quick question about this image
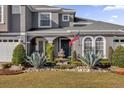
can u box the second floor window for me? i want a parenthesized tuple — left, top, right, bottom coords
(62, 14, 69, 21)
(0, 5, 3, 23)
(38, 13, 51, 28)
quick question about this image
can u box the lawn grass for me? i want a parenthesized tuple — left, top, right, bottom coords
(0, 71, 124, 88)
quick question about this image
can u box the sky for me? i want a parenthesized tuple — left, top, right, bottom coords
(57, 5, 124, 26)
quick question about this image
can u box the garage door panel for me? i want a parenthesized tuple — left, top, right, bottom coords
(0, 42, 19, 62)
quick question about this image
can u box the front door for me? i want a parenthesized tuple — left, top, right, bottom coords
(60, 39, 70, 57)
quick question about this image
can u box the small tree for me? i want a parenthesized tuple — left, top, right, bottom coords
(46, 43, 54, 62)
(108, 46, 114, 63)
(12, 44, 26, 66)
(112, 45, 124, 67)
(71, 50, 77, 62)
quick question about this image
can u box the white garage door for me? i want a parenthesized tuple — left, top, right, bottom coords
(0, 39, 19, 62)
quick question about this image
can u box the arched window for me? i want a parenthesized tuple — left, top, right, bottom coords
(95, 37, 104, 57)
(84, 37, 93, 54)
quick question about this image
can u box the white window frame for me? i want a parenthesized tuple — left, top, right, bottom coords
(82, 36, 106, 58)
(62, 14, 69, 22)
(95, 36, 106, 58)
(38, 12, 52, 28)
(82, 36, 94, 57)
(0, 5, 4, 24)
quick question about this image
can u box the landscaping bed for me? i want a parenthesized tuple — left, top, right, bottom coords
(24, 66, 110, 73)
(113, 68, 124, 75)
(0, 69, 23, 75)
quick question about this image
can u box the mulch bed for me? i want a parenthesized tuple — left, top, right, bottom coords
(0, 69, 23, 75)
(112, 68, 124, 75)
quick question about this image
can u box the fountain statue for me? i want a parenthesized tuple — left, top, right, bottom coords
(55, 49, 68, 65)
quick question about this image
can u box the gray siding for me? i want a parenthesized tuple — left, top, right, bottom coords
(11, 14, 20, 32)
(26, 6, 32, 30)
(51, 12, 59, 28)
(0, 6, 11, 32)
(20, 6, 32, 32)
(32, 12, 38, 28)
(59, 13, 74, 27)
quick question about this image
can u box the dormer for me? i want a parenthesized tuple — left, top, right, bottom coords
(29, 5, 76, 29)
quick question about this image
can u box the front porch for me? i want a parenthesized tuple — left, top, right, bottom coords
(28, 36, 71, 58)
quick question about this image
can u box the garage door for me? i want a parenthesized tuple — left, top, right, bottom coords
(0, 39, 19, 62)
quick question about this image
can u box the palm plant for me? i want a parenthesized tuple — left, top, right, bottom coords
(77, 51, 102, 69)
(26, 52, 46, 69)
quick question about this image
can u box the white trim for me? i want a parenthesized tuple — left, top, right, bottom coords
(0, 5, 4, 24)
(95, 36, 106, 58)
(36, 8, 61, 10)
(82, 36, 94, 57)
(20, 32, 26, 35)
(62, 14, 69, 22)
(38, 12, 52, 28)
(62, 9, 76, 13)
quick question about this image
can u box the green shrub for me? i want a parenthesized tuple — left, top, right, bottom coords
(68, 56, 72, 64)
(71, 50, 77, 62)
(12, 44, 26, 66)
(71, 61, 83, 66)
(108, 46, 114, 63)
(1, 63, 12, 69)
(46, 43, 54, 62)
(99, 59, 111, 68)
(112, 45, 124, 67)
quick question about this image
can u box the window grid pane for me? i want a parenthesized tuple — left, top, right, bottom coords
(40, 13, 50, 27)
(84, 38, 92, 54)
(64, 16, 68, 20)
(95, 37, 104, 57)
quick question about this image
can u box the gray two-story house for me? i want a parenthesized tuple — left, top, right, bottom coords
(0, 5, 124, 62)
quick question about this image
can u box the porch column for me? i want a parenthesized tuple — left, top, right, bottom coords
(46, 37, 54, 44)
(19, 32, 28, 55)
(48, 40, 53, 44)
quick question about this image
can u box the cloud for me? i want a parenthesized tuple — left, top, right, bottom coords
(108, 15, 118, 23)
(103, 5, 124, 11)
(109, 19, 114, 22)
(111, 15, 118, 18)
